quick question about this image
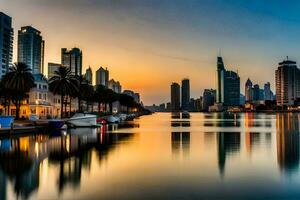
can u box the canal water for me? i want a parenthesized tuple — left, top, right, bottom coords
(1, 112, 300, 199)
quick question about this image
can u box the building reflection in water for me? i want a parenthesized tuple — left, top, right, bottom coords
(0, 126, 134, 199)
(217, 132, 240, 177)
(276, 113, 300, 174)
(171, 132, 190, 159)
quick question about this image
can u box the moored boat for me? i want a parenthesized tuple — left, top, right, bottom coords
(66, 113, 97, 127)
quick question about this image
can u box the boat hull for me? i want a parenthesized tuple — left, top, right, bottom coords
(66, 115, 97, 127)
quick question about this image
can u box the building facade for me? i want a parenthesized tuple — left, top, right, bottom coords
(224, 71, 240, 106)
(203, 89, 216, 111)
(0, 12, 13, 79)
(61, 48, 82, 76)
(245, 78, 253, 102)
(18, 26, 44, 74)
(96, 67, 109, 87)
(264, 82, 272, 101)
(181, 78, 190, 111)
(48, 63, 61, 80)
(275, 59, 300, 106)
(85, 67, 93, 85)
(171, 82, 180, 111)
(216, 56, 240, 106)
(108, 79, 122, 93)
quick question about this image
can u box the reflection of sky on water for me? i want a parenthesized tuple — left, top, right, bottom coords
(0, 113, 300, 199)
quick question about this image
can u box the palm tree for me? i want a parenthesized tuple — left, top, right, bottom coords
(49, 66, 79, 118)
(1, 63, 35, 119)
(104, 89, 119, 113)
(81, 84, 95, 112)
(119, 94, 135, 113)
(75, 75, 89, 112)
(94, 85, 106, 113)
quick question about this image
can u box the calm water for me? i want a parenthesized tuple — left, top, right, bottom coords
(1, 112, 300, 199)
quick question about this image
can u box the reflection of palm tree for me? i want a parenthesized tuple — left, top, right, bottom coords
(49, 66, 79, 118)
(1, 63, 34, 119)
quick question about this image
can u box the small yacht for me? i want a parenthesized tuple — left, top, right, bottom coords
(66, 113, 97, 127)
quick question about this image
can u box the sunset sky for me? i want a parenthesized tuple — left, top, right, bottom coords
(2, 0, 300, 105)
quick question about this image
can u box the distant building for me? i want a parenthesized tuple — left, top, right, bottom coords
(275, 59, 300, 106)
(264, 82, 272, 101)
(0, 12, 13, 79)
(171, 82, 180, 111)
(245, 78, 253, 102)
(96, 67, 109, 87)
(181, 78, 190, 111)
(195, 97, 203, 111)
(61, 48, 82, 76)
(252, 84, 260, 101)
(240, 94, 245, 105)
(85, 67, 93, 85)
(108, 79, 122, 93)
(216, 56, 240, 106)
(48, 63, 61, 80)
(166, 102, 171, 111)
(18, 26, 44, 74)
(203, 89, 216, 111)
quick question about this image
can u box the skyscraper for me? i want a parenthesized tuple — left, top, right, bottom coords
(264, 82, 272, 101)
(61, 48, 82, 76)
(18, 26, 44, 74)
(48, 62, 61, 80)
(224, 71, 240, 106)
(96, 67, 109, 87)
(85, 67, 93, 85)
(252, 84, 260, 101)
(275, 59, 300, 106)
(202, 89, 216, 111)
(216, 57, 225, 103)
(0, 12, 13, 79)
(216, 57, 240, 106)
(245, 78, 253, 102)
(171, 82, 180, 111)
(181, 78, 190, 111)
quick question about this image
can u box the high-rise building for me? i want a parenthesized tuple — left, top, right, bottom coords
(171, 82, 180, 111)
(61, 48, 82, 76)
(202, 89, 216, 111)
(216, 57, 225, 103)
(108, 79, 122, 93)
(245, 78, 253, 102)
(275, 59, 300, 106)
(224, 71, 240, 106)
(0, 12, 13, 79)
(48, 63, 61, 80)
(252, 84, 260, 101)
(264, 82, 272, 101)
(96, 67, 109, 87)
(18, 26, 44, 74)
(85, 67, 93, 85)
(181, 78, 190, 111)
(216, 57, 240, 106)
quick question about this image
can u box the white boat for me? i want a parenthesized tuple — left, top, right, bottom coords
(105, 115, 121, 123)
(66, 113, 97, 127)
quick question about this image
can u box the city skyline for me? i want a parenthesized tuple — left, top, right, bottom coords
(3, 1, 300, 104)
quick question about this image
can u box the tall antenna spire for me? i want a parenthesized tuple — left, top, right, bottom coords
(218, 48, 222, 57)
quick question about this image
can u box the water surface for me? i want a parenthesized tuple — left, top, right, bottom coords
(1, 112, 300, 199)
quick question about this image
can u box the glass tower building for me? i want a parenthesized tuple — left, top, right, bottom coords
(18, 26, 44, 74)
(0, 12, 13, 79)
